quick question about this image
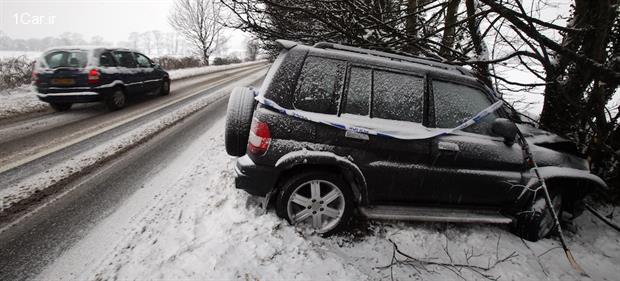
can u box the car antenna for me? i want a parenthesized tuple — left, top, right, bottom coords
(516, 128, 588, 277)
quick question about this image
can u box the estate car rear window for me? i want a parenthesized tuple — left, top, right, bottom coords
(44, 51, 88, 68)
(372, 70, 424, 123)
(113, 51, 137, 68)
(294, 56, 345, 114)
(99, 52, 116, 67)
(433, 80, 498, 135)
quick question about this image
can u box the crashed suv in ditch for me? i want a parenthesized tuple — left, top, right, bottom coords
(224, 40, 606, 241)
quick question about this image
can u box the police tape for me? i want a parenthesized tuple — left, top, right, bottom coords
(252, 90, 503, 140)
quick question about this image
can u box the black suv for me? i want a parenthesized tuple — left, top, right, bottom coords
(225, 40, 606, 241)
(33, 47, 170, 111)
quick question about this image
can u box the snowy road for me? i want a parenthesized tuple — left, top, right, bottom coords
(0, 66, 619, 281)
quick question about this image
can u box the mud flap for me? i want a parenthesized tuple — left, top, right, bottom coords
(261, 188, 275, 215)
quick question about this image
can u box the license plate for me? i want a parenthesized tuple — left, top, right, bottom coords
(51, 78, 75, 86)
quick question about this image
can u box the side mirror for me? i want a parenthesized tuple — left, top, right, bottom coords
(492, 118, 518, 145)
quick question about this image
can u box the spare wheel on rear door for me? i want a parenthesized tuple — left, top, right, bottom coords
(225, 87, 257, 156)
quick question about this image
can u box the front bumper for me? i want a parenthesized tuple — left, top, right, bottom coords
(234, 155, 279, 196)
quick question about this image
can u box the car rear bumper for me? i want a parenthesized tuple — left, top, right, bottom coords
(35, 85, 114, 103)
(36, 91, 102, 103)
(234, 155, 279, 196)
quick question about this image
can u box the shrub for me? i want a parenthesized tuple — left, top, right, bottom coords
(154, 56, 202, 70)
(0, 56, 34, 91)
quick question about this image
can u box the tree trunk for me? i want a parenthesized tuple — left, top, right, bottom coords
(465, 0, 492, 87)
(405, 0, 419, 53)
(439, 0, 460, 58)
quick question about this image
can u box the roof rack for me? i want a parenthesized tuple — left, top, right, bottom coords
(313, 42, 461, 72)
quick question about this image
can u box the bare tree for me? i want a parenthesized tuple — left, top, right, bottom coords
(245, 38, 260, 61)
(169, 0, 225, 65)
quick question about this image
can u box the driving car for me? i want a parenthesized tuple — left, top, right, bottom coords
(224, 40, 607, 241)
(32, 46, 170, 111)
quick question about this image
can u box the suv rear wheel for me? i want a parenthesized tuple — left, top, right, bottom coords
(105, 88, 127, 110)
(276, 170, 354, 235)
(514, 190, 562, 242)
(49, 102, 72, 112)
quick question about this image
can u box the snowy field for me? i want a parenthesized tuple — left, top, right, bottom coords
(56, 119, 618, 281)
(0, 51, 41, 60)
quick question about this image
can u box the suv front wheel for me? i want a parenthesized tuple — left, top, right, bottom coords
(276, 170, 354, 235)
(515, 190, 562, 242)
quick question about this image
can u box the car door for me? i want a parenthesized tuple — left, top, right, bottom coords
(425, 79, 525, 206)
(113, 51, 142, 94)
(134, 52, 159, 92)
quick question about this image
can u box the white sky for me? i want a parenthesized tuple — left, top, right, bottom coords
(0, 0, 247, 53)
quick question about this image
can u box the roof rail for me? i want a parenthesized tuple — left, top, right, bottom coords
(275, 39, 299, 50)
(313, 42, 459, 72)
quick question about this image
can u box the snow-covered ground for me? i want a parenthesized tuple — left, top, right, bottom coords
(62, 119, 618, 281)
(0, 61, 266, 121)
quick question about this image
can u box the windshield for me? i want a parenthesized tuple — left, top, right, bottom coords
(43, 50, 89, 68)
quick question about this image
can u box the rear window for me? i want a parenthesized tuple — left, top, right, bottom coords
(44, 51, 88, 68)
(113, 51, 137, 68)
(372, 70, 424, 123)
(294, 56, 345, 114)
(99, 52, 116, 67)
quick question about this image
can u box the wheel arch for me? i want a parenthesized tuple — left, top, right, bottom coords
(274, 151, 368, 205)
(526, 167, 608, 215)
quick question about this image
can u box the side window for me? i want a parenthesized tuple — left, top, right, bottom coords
(433, 80, 498, 135)
(294, 56, 345, 114)
(135, 53, 152, 68)
(99, 52, 116, 67)
(113, 51, 137, 68)
(372, 70, 424, 123)
(344, 67, 371, 116)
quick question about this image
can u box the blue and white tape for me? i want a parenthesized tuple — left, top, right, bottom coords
(252, 89, 503, 140)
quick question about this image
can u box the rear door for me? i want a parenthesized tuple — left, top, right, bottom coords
(134, 53, 159, 92)
(112, 51, 142, 94)
(358, 69, 433, 204)
(425, 80, 525, 206)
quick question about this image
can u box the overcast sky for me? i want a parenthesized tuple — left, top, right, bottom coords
(0, 0, 247, 53)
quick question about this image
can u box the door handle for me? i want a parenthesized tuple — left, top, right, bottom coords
(438, 141, 460, 152)
(345, 130, 369, 141)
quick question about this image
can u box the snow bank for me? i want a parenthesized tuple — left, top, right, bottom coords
(90, 122, 620, 281)
(0, 85, 48, 120)
(0, 70, 268, 214)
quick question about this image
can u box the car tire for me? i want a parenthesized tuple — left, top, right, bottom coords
(514, 190, 562, 242)
(225, 87, 256, 157)
(276, 170, 354, 236)
(49, 102, 72, 112)
(105, 88, 127, 111)
(159, 80, 170, 96)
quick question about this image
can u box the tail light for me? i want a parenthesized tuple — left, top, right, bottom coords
(87, 69, 100, 84)
(31, 71, 38, 83)
(248, 118, 271, 155)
